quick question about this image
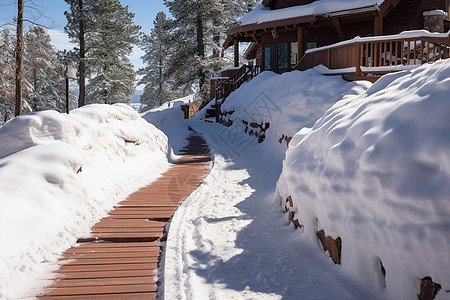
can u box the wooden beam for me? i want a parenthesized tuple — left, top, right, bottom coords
(374, 14, 383, 36)
(297, 27, 305, 61)
(234, 39, 239, 67)
(250, 33, 262, 47)
(331, 17, 345, 40)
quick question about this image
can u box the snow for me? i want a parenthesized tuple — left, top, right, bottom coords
(276, 59, 450, 299)
(2, 56, 450, 300)
(313, 65, 357, 74)
(0, 104, 170, 299)
(239, 0, 385, 26)
(162, 119, 380, 300)
(220, 68, 371, 141)
(142, 95, 193, 153)
(313, 64, 423, 75)
(423, 10, 448, 17)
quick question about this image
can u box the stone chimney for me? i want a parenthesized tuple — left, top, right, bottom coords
(423, 10, 448, 33)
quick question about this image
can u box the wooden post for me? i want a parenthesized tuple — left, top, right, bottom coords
(234, 39, 239, 67)
(374, 14, 383, 36)
(355, 43, 361, 76)
(297, 27, 304, 62)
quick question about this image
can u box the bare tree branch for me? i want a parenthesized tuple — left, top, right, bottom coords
(23, 18, 54, 29)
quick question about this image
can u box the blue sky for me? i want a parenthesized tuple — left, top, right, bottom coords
(0, 0, 169, 70)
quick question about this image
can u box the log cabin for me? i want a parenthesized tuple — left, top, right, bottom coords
(224, 0, 450, 73)
(206, 0, 450, 121)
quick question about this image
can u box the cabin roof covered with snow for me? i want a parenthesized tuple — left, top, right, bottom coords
(240, 0, 386, 27)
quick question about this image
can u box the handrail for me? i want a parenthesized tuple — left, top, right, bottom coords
(214, 65, 261, 122)
(296, 32, 450, 77)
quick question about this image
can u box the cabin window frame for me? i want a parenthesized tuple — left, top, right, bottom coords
(263, 41, 299, 73)
(263, 43, 275, 71)
(447, 0, 450, 20)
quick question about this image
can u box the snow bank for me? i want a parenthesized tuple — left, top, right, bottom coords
(0, 104, 170, 299)
(142, 95, 193, 153)
(239, 1, 385, 26)
(220, 69, 371, 145)
(276, 59, 450, 299)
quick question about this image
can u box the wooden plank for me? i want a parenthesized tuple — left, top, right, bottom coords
(401, 40, 405, 65)
(39, 292, 155, 300)
(46, 284, 157, 296)
(50, 277, 154, 288)
(58, 266, 156, 280)
(105, 214, 173, 219)
(405, 41, 409, 65)
(61, 257, 158, 265)
(64, 247, 159, 255)
(76, 242, 159, 248)
(91, 228, 163, 234)
(92, 223, 165, 229)
(116, 204, 179, 208)
(86, 233, 162, 239)
(109, 210, 175, 216)
(63, 252, 159, 260)
(58, 263, 157, 273)
(394, 41, 398, 65)
(110, 207, 176, 212)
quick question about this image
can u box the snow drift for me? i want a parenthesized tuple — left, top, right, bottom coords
(0, 104, 170, 299)
(276, 59, 450, 299)
(220, 69, 371, 145)
(142, 95, 193, 153)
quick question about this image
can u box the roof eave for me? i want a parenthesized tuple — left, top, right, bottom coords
(262, 0, 273, 7)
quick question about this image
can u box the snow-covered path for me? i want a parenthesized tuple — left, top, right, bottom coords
(161, 120, 380, 300)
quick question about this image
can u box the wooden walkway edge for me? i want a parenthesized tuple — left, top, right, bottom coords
(37, 132, 211, 300)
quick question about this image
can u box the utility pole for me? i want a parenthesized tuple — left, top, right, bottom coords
(14, 0, 24, 117)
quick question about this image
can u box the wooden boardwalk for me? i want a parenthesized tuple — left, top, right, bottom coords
(38, 133, 211, 299)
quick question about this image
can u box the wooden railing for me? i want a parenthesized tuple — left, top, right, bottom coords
(214, 64, 261, 122)
(296, 32, 450, 79)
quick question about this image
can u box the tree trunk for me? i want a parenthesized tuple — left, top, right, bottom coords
(14, 0, 24, 117)
(196, 11, 205, 99)
(159, 42, 164, 106)
(78, 0, 86, 108)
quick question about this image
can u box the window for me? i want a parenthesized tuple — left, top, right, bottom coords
(263, 42, 302, 73)
(278, 42, 289, 73)
(291, 42, 298, 69)
(447, 0, 450, 20)
(264, 43, 274, 71)
(306, 42, 318, 50)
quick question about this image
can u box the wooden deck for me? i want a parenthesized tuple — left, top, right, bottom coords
(38, 132, 211, 299)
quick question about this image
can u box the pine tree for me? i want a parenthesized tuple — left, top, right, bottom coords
(23, 27, 66, 112)
(65, 0, 139, 105)
(65, 0, 92, 107)
(163, 0, 259, 102)
(86, 0, 140, 104)
(138, 12, 177, 111)
(0, 29, 16, 125)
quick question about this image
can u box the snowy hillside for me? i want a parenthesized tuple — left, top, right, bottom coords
(276, 59, 450, 299)
(219, 68, 371, 146)
(0, 104, 170, 299)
